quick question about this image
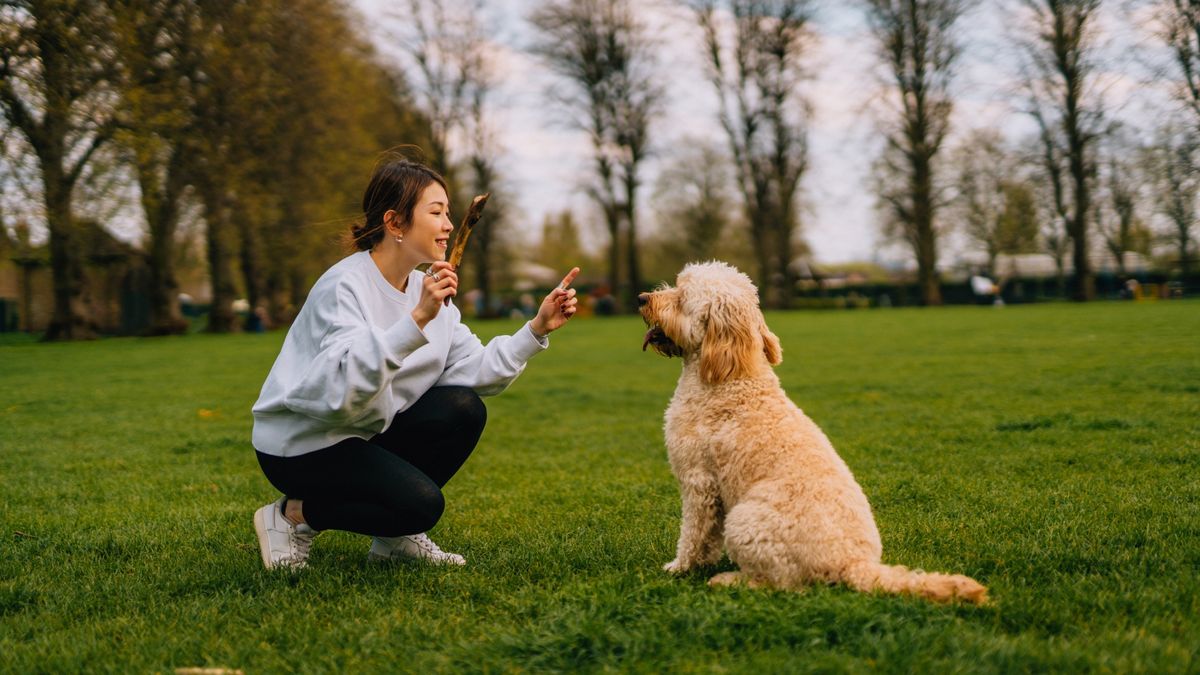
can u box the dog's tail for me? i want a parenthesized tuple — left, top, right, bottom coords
(842, 561, 988, 605)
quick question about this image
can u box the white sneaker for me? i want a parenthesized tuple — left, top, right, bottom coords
(368, 532, 466, 566)
(253, 497, 316, 569)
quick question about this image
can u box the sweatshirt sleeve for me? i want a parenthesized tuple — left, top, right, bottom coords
(435, 309, 549, 395)
(282, 283, 428, 422)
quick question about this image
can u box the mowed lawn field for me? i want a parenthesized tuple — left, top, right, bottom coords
(1, 300, 1198, 673)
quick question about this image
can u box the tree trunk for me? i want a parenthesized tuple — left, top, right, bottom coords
(1179, 230, 1192, 279)
(138, 154, 188, 336)
(1070, 227, 1094, 301)
(623, 171, 642, 312)
(239, 217, 266, 325)
(913, 153, 943, 306)
(202, 182, 238, 333)
(605, 205, 621, 302)
(42, 164, 95, 341)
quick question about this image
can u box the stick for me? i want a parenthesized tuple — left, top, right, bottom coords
(444, 193, 490, 305)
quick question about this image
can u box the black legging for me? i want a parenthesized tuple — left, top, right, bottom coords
(256, 386, 486, 537)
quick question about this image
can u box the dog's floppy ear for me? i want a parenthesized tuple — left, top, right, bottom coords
(762, 321, 782, 365)
(699, 299, 759, 384)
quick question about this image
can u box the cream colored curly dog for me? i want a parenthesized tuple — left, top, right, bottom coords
(639, 261, 987, 604)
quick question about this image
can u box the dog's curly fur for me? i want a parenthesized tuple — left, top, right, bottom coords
(640, 261, 987, 604)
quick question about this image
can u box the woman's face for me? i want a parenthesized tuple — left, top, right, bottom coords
(399, 183, 453, 262)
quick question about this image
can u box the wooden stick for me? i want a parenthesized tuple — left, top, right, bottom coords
(444, 193, 490, 305)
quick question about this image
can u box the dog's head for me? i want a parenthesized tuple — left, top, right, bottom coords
(639, 261, 782, 384)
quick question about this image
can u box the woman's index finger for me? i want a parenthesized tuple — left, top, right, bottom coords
(559, 267, 581, 290)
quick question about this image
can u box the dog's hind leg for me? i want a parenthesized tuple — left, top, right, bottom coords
(664, 472, 725, 574)
(707, 571, 772, 589)
(721, 497, 803, 590)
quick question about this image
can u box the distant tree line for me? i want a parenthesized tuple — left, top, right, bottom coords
(3, 0, 1199, 340)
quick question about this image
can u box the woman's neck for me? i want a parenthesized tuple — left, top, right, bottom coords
(369, 245, 417, 292)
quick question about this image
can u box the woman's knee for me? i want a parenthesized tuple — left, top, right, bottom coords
(432, 386, 487, 430)
(403, 482, 445, 533)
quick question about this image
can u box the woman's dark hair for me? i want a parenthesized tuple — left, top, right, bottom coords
(348, 155, 448, 251)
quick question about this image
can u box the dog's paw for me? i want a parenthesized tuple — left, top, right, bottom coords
(663, 559, 690, 574)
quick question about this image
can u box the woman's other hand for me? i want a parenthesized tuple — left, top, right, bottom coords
(530, 267, 581, 337)
(412, 261, 458, 330)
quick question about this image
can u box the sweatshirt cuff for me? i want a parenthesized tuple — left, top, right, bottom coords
(515, 321, 550, 359)
(384, 313, 430, 360)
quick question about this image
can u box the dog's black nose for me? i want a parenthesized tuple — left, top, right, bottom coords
(637, 293, 649, 307)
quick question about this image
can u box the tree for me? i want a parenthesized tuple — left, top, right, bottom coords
(952, 129, 1039, 277)
(1019, 0, 1104, 301)
(1159, 0, 1200, 129)
(645, 140, 739, 282)
(394, 0, 512, 315)
(0, 0, 123, 339)
(531, 0, 661, 311)
(1020, 132, 1072, 296)
(1093, 129, 1150, 277)
(1148, 125, 1199, 277)
(536, 210, 594, 275)
(1154, 0, 1200, 278)
(691, 0, 814, 308)
(111, 0, 200, 335)
(864, 0, 969, 306)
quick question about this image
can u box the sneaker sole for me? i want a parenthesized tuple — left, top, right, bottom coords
(253, 506, 274, 569)
(365, 551, 465, 566)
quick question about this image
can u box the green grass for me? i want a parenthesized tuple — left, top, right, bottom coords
(1, 301, 1198, 673)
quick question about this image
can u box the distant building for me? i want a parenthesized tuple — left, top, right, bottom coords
(1, 221, 151, 334)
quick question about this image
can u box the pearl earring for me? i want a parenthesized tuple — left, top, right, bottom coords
(395, 235, 402, 244)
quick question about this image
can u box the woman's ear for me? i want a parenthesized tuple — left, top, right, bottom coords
(384, 209, 406, 238)
(699, 300, 758, 384)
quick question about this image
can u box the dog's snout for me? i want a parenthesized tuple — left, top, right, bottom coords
(637, 293, 649, 308)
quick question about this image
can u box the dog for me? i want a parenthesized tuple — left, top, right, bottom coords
(639, 261, 987, 604)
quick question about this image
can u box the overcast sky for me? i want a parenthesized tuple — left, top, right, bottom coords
(355, 0, 1168, 266)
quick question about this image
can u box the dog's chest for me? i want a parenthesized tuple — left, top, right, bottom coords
(663, 387, 739, 452)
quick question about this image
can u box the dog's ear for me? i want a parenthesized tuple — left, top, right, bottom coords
(699, 299, 758, 384)
(761, 321, 782, 365)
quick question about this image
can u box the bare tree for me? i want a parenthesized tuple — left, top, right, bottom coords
(531, 0, 661, 311)
(1148, 124, 1199, 276)
(645, 140, 741, 282)
(461, 72, 512, 316)
(0, 0, 123, 339)
(394, 0, 474, 176)
(1160, 0, 1200, 127)
(1154, 1, 1200, 278)
(864, 0, 969, 306)
(394, 0, 511, 314)
(953, 129, 1042, 283)
(1093, 129, 1149, 277)
(691, 0, 813, 308)
(655, 141, 737, 261)
(953, 129, 1011, 277)
(1018, 0, 1105, 301)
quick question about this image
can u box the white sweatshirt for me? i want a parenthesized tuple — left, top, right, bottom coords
(252, 251, 548, 457)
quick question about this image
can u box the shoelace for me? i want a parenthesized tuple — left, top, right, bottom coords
(289, 529, 314, 561)
(409, 533, 442, 555)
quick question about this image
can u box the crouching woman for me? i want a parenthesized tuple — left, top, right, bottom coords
(251, 157, 579, 569)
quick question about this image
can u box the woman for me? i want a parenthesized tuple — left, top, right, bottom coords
(251, 157, 579, 569)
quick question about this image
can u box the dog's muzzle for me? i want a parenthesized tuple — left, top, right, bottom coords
(642, 325, 682, 357)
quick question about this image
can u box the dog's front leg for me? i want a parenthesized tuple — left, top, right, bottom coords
(664, 473, 724, 574)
